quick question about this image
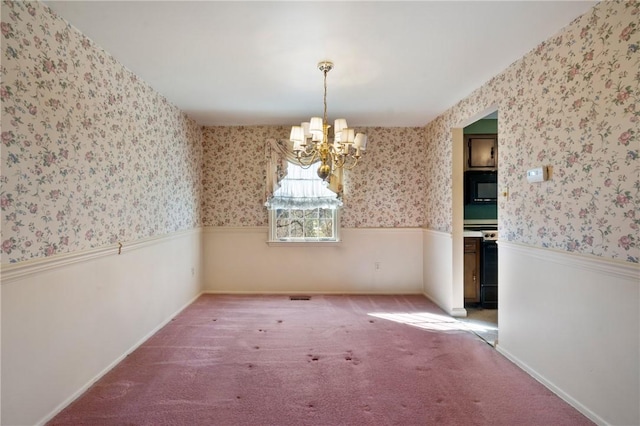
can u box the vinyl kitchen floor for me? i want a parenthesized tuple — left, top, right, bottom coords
(459, 308, 498, 347)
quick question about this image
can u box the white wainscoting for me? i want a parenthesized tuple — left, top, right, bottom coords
(5, 227, 636, 426)
(203, 227, 424, 294)
(1, 229, 203, 426)
(497, 241, 639, 426)
(422, 229, 465, 316)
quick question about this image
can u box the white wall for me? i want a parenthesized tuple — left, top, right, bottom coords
(203, 227, 423, 294)
(497, 241, 639, 426)
(423, 229, 465, 316)
(1, 229, 203, 426)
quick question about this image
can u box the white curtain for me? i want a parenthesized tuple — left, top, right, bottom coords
(264, 138, 343, 207)
(264, 138, 293, 203)
(265, 161, 343, 210)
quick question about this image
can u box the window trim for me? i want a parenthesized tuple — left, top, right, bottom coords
(266, 240, 342, 247)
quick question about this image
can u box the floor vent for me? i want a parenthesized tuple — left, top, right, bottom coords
(289, 296, 311, 301)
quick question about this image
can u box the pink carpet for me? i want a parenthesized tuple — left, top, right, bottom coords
(49, 295, 592, 425)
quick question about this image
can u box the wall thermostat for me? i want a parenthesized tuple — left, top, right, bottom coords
(527, 166, 548, 183)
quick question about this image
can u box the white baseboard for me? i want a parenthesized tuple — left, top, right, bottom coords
(202, 291, 424, 295)
(449, 307, 467, 317)
(497, 345, 606, 426)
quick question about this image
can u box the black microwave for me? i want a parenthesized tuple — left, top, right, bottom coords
(465, 171, 497, 204)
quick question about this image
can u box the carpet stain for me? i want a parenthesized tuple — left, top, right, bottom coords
(95, 381, 134, 400)
(345, 350, 359, 363)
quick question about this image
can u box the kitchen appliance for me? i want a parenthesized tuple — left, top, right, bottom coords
(480, 230, 498, 309)
(464, 221, 499, 309)
(465, 170, 498, 204)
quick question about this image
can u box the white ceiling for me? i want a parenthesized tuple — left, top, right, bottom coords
(44, 1, 597, 127)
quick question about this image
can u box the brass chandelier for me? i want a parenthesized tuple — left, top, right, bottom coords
(290, 61, 367, 181)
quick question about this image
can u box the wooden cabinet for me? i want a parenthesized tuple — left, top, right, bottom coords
(464, 237, 481, 305)
(466, 134, 497, 169)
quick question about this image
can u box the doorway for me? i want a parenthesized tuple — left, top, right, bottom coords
(452, 108, 499, 344)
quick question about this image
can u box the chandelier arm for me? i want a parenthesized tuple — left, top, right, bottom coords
(342, 155, 360, 170)
(331, 152, 346, 169)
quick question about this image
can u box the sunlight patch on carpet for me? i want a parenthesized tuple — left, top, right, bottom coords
(368, 312, 498, 333)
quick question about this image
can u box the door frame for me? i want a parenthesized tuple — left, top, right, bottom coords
(451, 106, 498, 317)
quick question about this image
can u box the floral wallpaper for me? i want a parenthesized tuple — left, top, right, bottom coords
(425, 0, 639, 263)
(1, 1, 203, 264)
(201, 126, 426, 228)
(201, 126, 288, 227)
(3, 0, 636, 265)
(341, 127, 426, 228)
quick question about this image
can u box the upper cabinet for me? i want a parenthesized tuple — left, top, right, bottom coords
(465, 134, 497, 170)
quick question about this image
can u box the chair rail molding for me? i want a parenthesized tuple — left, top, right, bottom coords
(498, 240, 639, 281)
(1, 228, 202, 283)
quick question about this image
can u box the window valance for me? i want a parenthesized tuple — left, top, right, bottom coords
(264, 138, 343, 207)
(265, 161, 343, 210)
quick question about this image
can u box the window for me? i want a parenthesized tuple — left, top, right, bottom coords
(272, 207, 337, 240)
(266, 161, 341, 242)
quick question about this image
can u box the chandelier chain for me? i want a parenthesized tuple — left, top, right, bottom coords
(323, 68, 328, 127)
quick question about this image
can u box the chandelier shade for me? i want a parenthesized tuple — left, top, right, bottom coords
(334, 119, 348, 136)
(291, 61, 366, 181)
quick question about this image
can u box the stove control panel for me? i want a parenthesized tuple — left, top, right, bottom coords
(481, 231, 498, 241)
